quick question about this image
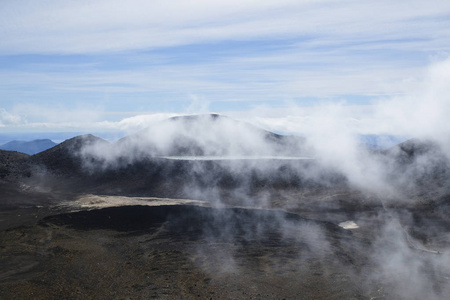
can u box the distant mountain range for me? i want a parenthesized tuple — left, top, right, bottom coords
(0, 139, 57, 155)
(25, 115, 316, 197)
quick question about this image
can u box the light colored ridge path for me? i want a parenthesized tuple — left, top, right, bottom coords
(402, 227, 440, 254)
(376, 196, 441, 255)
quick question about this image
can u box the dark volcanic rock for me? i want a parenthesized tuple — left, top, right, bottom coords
(2, 203, 447, 300)
(1, 205, 368, 300)
(30, 134, 109, 176)
(0, 150, 59, 210)
(0, 150, 30, 180)
(40, 205, 347, 238)
(382, 138, 450, 196)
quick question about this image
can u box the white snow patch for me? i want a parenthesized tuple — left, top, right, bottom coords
(338, 220, 359, 230)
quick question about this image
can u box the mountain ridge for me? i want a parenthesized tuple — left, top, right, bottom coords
(0, 139, 57, 155)
(117, 114, 308, 157)
(0, 115, 448, 204)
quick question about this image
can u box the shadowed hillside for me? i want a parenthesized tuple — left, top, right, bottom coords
(0, 150, 29, 180)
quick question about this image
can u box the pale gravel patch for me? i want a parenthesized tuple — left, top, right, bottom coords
(61, 194, 210, 211)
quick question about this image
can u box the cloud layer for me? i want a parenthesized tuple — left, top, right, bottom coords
(2, 0, 449, 55)
(1, 0, 450, 129)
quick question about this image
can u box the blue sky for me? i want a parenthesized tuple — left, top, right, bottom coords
(1, 0, 450, 136)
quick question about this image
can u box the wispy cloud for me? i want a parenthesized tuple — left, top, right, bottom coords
(1, 0, 449, 54)
(0, 0, 449, 131)
(1, 57, 449, 138)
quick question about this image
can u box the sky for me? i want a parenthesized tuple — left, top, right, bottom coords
(1, 0, 450, 137)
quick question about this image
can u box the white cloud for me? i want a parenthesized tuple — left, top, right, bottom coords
(11, 103, 104, 124)
(373, 57, 450, 139)
(115, 113, 178, 132)
(1, 1, 449, 137)
(0, 108, 22, 126)
(1, 56, 449, 137)
(1, 0, 449, 54)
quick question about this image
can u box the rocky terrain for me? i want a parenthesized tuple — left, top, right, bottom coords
(0, 114, 449, 299)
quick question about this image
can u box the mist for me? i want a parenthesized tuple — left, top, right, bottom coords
(18, 57, 447, 299)
(2, 0, 450, 297)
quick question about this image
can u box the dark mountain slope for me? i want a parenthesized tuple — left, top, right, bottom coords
(17, 118, 329, 198)
(0, 150, 58, 209)
(381, 138, 450, 200)
(384, 138, 443, 162)
(22, 134, 183, 196)
(0, 139, 57, 155)
(0, 150, 30, 180)
(30, 134, 109, 176)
